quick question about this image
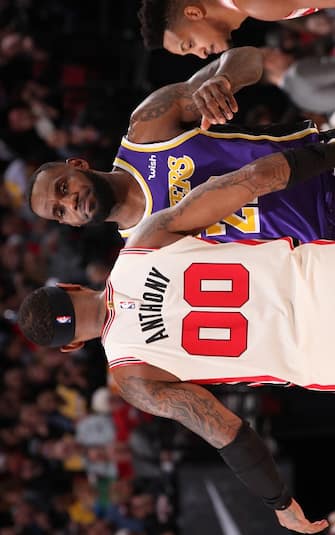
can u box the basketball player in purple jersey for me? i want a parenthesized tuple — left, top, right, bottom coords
(28, 47, 335, 243)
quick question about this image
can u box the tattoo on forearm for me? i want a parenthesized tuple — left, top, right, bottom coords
(175, 152, 290, 211)
(192, 153, 289, 199)
(140, 153, 289, 238)
(117, 376, 240, 448)
(129, 153, 290, 242)
(239, 153, 290, 194)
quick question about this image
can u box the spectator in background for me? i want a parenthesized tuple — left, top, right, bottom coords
(0, 31, 33, 97)
(262, 46, 335, 128)
(0, 2, 179, 533)
(278, 8, 335, 42)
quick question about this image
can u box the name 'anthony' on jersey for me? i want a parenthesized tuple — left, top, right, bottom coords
(103, 236, 335, 391)
(114, 124, 335, 242)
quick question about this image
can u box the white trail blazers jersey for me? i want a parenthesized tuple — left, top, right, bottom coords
(102, 236, 335, 391)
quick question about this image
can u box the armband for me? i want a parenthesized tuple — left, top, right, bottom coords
(217, 420, 292, 510)
(283, 142, 335, 188)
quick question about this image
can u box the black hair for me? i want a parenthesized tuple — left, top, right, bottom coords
(138, 0, 182, 50)
(27, 161, 63, 212)
(18, 287, 55, 346)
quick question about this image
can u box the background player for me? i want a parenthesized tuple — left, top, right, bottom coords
(138, 0, 334, 57)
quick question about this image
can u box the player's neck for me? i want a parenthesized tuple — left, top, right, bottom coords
(71, 289, 106, 341)
(106, 167, 146, 229)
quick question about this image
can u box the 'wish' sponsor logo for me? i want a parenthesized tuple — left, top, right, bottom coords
(147, 154, 157, 180)
(139, 266, 170, 344)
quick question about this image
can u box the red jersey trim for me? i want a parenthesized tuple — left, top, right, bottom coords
(304, 384, 335, 391)
(309, 239, 335, 245)
(285, 7, 318, 19)
(108, 357, 146, 369)
(119, 246, 157, 255)
(221, 236, 297, 248)
(194, 236, 221, 244)
(190, 375, 335, 391)
(195, 235, 297, 247)
(101, 280, 115, 344)
(189, 374, 289, 384)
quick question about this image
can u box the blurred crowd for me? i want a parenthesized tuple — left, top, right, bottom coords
(1, 0, 335, 533)
(0, 1, 182, 533)
(233, 8, 335, 130)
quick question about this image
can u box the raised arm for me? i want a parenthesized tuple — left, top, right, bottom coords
(128, 46, 263, 142)
(113, 364, 328, 534)
(127, 143, 335, 248)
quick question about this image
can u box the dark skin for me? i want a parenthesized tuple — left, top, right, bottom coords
(112, 368, 325, 534)
(114, 367, 241, 447)
(30, 47, 263, 227)
(128, 45, 262, 136)
(55, 150, 329, 534)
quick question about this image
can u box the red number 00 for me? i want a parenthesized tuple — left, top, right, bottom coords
(182, 263, 249, 357)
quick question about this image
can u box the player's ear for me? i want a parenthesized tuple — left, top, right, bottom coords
(65, 157, 89, 169)
(184, 5, 205, 20)
(61, 341, 85, 353)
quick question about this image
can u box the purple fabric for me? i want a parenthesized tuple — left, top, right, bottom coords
(115, 128, 335, 241)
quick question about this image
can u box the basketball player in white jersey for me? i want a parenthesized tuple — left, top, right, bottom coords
(18, 142, 335, 533)
(139, 0, 333, 57)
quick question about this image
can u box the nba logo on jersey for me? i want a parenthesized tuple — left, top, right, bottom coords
(120, 301, 136, 310)
(56, 315, 72, 324)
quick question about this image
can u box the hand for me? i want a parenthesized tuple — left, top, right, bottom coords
(275, 498, 329, 533)
(192, 74, 238, 130)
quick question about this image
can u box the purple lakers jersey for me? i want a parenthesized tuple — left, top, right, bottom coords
(114, 125, 335, 242)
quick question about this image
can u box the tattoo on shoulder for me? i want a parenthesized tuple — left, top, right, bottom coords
(135, 85, 198, 123)
(127, 117, 136, 140)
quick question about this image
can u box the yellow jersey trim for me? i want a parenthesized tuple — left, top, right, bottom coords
(119, 126, 318, 153)
(114, 157, 153, 238)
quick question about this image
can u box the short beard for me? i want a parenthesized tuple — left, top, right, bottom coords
(81, 169, 115, 225)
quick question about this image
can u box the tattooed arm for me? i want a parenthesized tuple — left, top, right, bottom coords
(128, 46, 263, 142)
(112, 363, 242, 448)
(127, 151, 291, 248)
(113, 364, 328, 534)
